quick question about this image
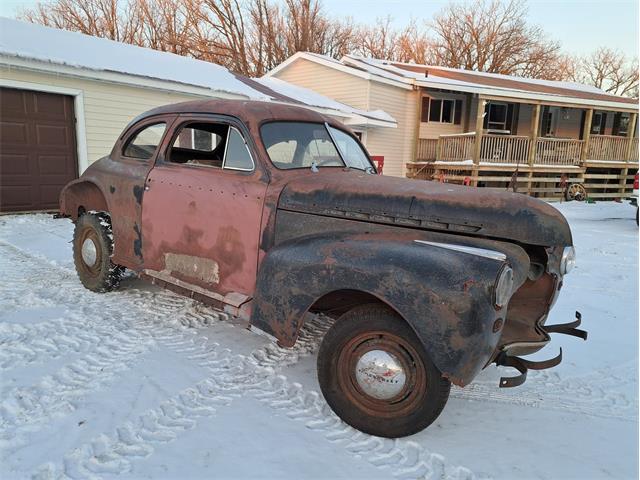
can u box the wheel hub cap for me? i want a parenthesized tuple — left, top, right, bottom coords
(354, 349, 407, 400)
(81, 238, 97, 266)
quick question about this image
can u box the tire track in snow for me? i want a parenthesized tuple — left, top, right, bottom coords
(4, 217, 625, 479)
(33, 312, 483, 480)
(0, 242, 220, 449)
(0, 238, 214, 366)
(0, 312, 136, 370)
(450, 361, 638, 421)
(0, 243, 156, 448)
(30, 324, 324, 479)
(6, 230, 483, 480)
(0, 241, 155, 368)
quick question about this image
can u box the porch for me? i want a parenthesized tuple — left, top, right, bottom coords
(408, 94, 639, 200)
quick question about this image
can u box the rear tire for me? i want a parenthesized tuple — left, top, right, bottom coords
(73, 212, 123, 292)
(317, 304, 451, 438)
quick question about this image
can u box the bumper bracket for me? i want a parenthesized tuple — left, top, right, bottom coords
(496, 311, 586, 388)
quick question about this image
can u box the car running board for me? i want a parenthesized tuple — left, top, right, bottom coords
(496, 311, 587, 388)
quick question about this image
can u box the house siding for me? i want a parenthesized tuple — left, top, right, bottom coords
(274, 58, 369, 110)
(0, 65, 202, 164)
(365, 82, 418, 178)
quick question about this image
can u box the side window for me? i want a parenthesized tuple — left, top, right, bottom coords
(167, 122, 253, 171)
(175, 126, 220, 152)
(123, 123, 166, 160)
(224, 128, 254, 171)
(168, 122, 226, 168)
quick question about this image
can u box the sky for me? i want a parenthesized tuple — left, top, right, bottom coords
(1, 0, 638, 58)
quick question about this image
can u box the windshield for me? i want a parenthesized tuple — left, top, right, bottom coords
(260, 122, 374, 172)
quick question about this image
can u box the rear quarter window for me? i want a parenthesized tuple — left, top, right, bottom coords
(123, 123, 166, 160)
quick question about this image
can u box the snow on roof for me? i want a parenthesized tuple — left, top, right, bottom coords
(422, 64, 607, 95)
(350, 56, 609, 95)
(0, 18, 396, 125)
(0, 17, 267, 99)
(341, 54, 638, 108)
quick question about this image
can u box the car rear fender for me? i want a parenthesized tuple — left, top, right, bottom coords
(59, 178, 109, 220)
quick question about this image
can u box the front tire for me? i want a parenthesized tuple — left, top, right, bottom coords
(317, 304, 451, 438)
(73, 212, 123, 292)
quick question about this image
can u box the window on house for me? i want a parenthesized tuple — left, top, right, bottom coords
(591, 112, 607, 135)
(540, 107, 555, 137)
(612, 112, 630, 136)
(486, 103, 508, 130)
(422, 98, 462, 124)
(167, 122, 253, 171)
(123, 123, 166, 160)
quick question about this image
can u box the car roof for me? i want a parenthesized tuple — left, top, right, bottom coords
(133, 99, 334, 126)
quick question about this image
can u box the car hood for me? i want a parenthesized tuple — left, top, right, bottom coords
(277, 170, 572, 247)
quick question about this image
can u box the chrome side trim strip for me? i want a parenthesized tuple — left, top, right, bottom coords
(414, 240, 507, 262)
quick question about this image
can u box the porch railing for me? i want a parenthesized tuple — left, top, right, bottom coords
(480, 135, 530, 164)
(535, 138, 583, 165)
(630, 140, 639, 162)
(437, 133, 475, 162)
(587, 134, 638, 162)
(421, 133, 637, 165)
(416, 138, 438, 161)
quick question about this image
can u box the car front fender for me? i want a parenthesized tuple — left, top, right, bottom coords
(250, 230, 529, 386)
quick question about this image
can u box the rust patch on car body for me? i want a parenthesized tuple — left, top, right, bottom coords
(162, 253, 220, 284)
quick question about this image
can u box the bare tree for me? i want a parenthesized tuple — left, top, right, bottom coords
(429, 0, 564, 79)
(245, 0, 355, 75)
(185, 0, 253, 74)
(394, 20, 434, 65)
(353, 17, 398, 61)
(575, 47, 639, 98)
(247, 0, 286, 75)
(354, 17, 433, 64)
(135, 0, 193, 55)
(20, 0, 637, 96)
(19, 0, 141, 43)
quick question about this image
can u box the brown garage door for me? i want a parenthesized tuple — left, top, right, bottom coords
(1, 87, 78, 212)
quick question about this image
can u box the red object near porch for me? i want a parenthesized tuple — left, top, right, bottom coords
(371, 156, 384, 174)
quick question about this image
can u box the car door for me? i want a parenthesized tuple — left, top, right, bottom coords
(108, 116, 175, 269)
(140, 115, 268, 307)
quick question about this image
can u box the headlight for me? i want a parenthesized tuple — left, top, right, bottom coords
(560, 246, 576, 275)
(494, 265, 514, 308)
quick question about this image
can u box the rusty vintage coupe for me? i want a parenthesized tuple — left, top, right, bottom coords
(59, 99, 586, 438)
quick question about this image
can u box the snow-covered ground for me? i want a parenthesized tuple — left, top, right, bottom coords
(0, 201, 637, 480)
